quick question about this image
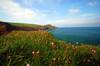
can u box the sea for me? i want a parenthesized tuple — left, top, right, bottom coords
(49, 27, 100, 45)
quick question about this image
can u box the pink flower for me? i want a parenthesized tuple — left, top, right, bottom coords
(91, 48, 96, 54)
(26, 64, 30, 66)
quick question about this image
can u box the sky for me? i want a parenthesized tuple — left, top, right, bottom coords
(0, 0, 100, 27)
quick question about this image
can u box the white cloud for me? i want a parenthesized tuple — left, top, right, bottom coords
(52, 17, 100, 27)
(0, 0, 99, 27)
(0, 0, 46, 23)
(88, 1, 97, 6)
(35, 0, 61, 4)
(81, 13, 97, 17)
(22, 0, 62, 9)
(68, 8, 80, 15)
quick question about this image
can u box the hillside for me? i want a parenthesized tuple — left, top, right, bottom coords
(0, 21, 100, 66)
(0, 21, 55, 35)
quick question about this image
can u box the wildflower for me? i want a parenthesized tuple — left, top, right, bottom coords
(51, 42, 56, 49)
(72, 45, 74, 48)
(36, 50, 40, 54)
(92, 49, 96, 54)
(26, 63, 30, 66)
(8, 56, 11, 59)
(53, 58, 56, 61)
(87, 59, 91, 63)
(52, 58, 57, 64)
(67, 59, 72, 64)
(67, 57, 72, 64)
(76, 42, 79, 45)
(90, 48, 96, 54)
(32, 51, 35, 55)
(51, 42, 54, 45)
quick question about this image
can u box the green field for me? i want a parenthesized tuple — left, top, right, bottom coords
(10, 23, 41, 28)
(0, 30, 100, 66)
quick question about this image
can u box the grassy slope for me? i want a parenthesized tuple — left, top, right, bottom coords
(0, 22, 100, 66)
(10, 23, 41, 28)
(0, 30, 100, 66)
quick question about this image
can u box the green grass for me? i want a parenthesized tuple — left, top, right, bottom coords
(0, 31, 100, 66)
(10, 23, 41, 28)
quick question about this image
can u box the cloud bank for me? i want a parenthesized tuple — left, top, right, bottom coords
(0, 0, 100, 27)
(0, 0, 47, 24)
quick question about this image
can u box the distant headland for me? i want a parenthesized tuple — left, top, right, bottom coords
(0, 21, 55, 35)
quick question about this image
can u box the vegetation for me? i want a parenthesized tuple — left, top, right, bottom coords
(10, 23, 55, 30)
(0, 25, 6, 32)
(10, 23, 41, 28)
(0, 30, 100, 66)
(0, 21, 55, 32)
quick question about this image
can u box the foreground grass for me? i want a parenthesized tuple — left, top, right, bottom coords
(0, 31, 100, 66)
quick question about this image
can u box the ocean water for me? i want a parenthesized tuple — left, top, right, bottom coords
(50, 27, 100, 44)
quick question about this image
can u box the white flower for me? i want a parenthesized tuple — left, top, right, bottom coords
(32, 51, 35, 55)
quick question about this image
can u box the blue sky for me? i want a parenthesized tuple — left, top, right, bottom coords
(0, 0, 100, 27)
